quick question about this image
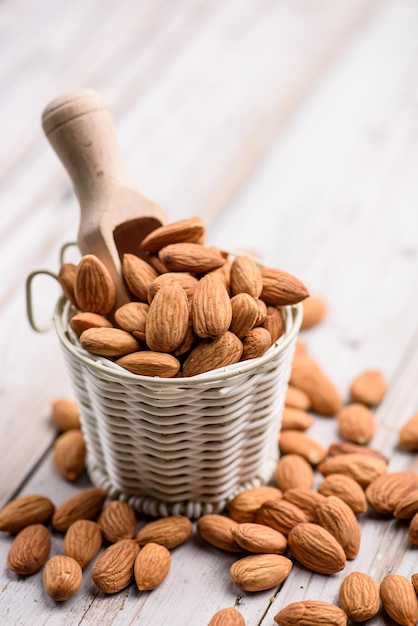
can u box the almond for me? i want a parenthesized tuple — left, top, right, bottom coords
(280, 407, 314, 431)
(51, 397, 81, 431)
(261, 306, 283, 343)
(97, 501, 137, 543)
(274, 600, 347, 626)
(337, 403, 376, 445)
(327, 441, 389, 464)
(70, 311, 113, 337)
(254, 298, 267, 326)
(116, 351, 181, 377)
(173, 319, 199, 356)
(58, 262, 78, 306)
(192, 274, 232, 338)
(279, 430, 327, 466)
(53, 429, 86, 481)
(145, 281, 189, 352)
(114, 302, 149, 339)
(282, 488, 326, 522)
(230, 255, 263, 298)
(63, 520, 102, 568)
(207, 607, 245, 626)
(230, 554, 292, 593)
(274, 454, 314, 491)
(399, 412, 418, 451)
(0, 494, 55, 533)
(287, 522, 346, 574)
(313, 495, 360, 559)
(207, 260, 232, 293)
(230, 523, 287, 554)
(134, 542, 171, 590)
(147, 272, 198, 303)
(159, 242, 226, 273)
(290, 354, 342, 416)
(196, 514, 242, 552)
(43, 555, 82, 601)
(228, 486, 283, 523)
(241, 327, 272, 360)
(349, 369, 386, 406)
(365, 472, 418, 515)
(300, 295, 327, 329)
(229, 293, 259, 338)
(284, 385, 311, 411)
(394, 489, 418, 519)
(409, 511, 418, 545)
(380, 573, 418, 626)
(260, 267, 309, 306)
(91, 539, 139, 594)
(7, 524, 51, 575)
(79, 327, 141, 357)
(135, 515, 193, 549)
(339, 571, 380, 622)
(412, 572, 418, 595)
(74, 254, 115, 315)
(317, 474, 367, 515)
(317, 453, 387, 488)
(182, 332, 243, 377)
(140, 216, 206, 252)
(52, 488, 107, 532)
(122, 253, 158, 302)
(255, 498, 309, 536)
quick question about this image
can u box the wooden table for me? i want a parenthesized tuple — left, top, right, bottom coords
(2, 0, 418, 623)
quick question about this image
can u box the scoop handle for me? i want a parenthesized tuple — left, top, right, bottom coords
(42, 89, 134, 210)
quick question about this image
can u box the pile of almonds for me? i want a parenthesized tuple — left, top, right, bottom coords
(58, 216, 309, 377)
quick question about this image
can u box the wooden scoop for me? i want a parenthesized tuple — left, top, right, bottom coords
(42, 88, 167, 308)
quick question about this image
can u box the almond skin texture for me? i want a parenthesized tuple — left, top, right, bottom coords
(182, 332, 243, 377)
(114, 302, 149, 338)
(230, 255, 263, 298)
(0, 494, 55, 533)
(282, 488, 326, 522)
(255, 499, 309, 537)
(279, 430, 327, 466)
(274, 454, 314, 491)
(116, 351, 181, 377)
(274, 600, 347, 626)
(394, 488, 418, 519)
(64, 520, 102, 568)
(147, 272, 198, 303)
(92, 539, 139, 594)
(74, 254, 115, 315)
(134, 542, 171, 590)
(281, 407, 314, 432)
(261, 306, 284, 343)
(300, 295, 327, 329)
(122, 253, 158, 301)
(140, 216, 206, 252)
(231, 523, 287, 554)
(317, 453, 387, 488)
(399, 412, 418, 451)
(290, 354, 342, 416)
(339, 571, 380, 622)
(146, 281, 189, 351)
(207, 607, 245, 626)
(241, 327, 272, 360)
(317, 474, 367, 515)
(349, 369, 386, 406)
(43, 555, 82, 601)
(228, 486, 283, 523)
(260, 267, 309, 306)
(313, 495, 361, 559)
(7, 524, 51, 575)
(327, 441, 389, 464)
(365, 471, 418, 515)
(80, 327, 141, 357)
(51, 397, 81, 431)
(135, 515, 193, 549)
(196, 514, 242, 552)
(287, 522, 346, 574)
(159, 242, 226, 273)
(230, 553, 292, 592)
(192, 274, 232, 339)
(229, 292, 259, 338)
(337, 403, 376, 445)
(52, 488, 107, 533)
(97, 501, 137, 543)
(53, 429, 86, 481)
(70, 312, 113, 337)
(380, 574, 418, 626)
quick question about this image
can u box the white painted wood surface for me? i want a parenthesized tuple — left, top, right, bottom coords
(2, 0, 418, 624)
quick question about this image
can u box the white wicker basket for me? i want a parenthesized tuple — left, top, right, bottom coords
(51, 297, 302, 518)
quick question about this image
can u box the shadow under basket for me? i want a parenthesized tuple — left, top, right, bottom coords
(54, 298, 302, 518)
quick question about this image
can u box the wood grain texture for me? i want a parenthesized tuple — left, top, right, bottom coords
(2, 0, 418, 624)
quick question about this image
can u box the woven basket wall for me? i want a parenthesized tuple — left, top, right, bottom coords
(54, 298, 302, 518)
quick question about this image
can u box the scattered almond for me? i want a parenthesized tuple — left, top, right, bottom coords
(399, 412, 418, 451)
(281, 407, 313, 431)
(92, 539, 139, 594)
(228, 486, 282, 523)
(300, 295, 327, 329)
(317, 474, 367, 515)
(135, 515, 193, 549)
(196, 514, 242, 552)
(52, 488, 107, 533)
(51, 398, 80, 431)
(53, 429, 86, 481)
(285, 385, 311, 411)
(380, 573, 418, 626)
(337, 403, 376, 445)
(134, 542, 171, 590)
(7, 524, 51, 575)
(43, 555, 82, 601)
(317, 453, 387, 488)
(290, 354, 342, 416)
(63, 520, 102, 568)
(230, 523, 287, 554)
(274, 600, 347, 626)
(287, 522, 346, 574)
(0, 494, 55, 533)
(207, 607, 245, 626)
(281, 488, 326, 522)
(97, 500, 137, 543)
(339, 571, 380, 622)
(255, 498, 309, 537)
(279, 430, 327, 466)
(349, 369, 386, 406)
(274, 454, 314, 491)
(365, 472, 418, 516)
(313, 495, 361, 559)
(230, 553, 292, 592)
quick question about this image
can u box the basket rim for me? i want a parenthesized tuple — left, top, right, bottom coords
(53, 297, 302, 386)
